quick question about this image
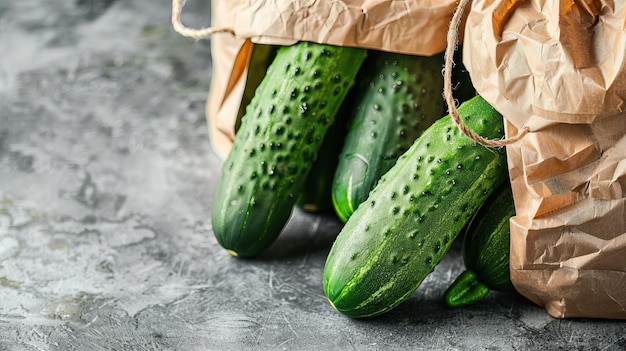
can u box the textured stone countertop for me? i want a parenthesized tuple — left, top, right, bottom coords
(1, 0, 625, 350)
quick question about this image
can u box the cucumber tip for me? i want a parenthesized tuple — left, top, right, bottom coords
(226, 249, 239, 257)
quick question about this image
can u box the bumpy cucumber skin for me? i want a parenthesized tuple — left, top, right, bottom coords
(464, 184, 514, 290)
(296, 93, 353, 213)
(444, 270, 491, 308)
(323, 96, 507, 318)
(212, 42, 367, 257)
(235, 44, 278, 132)
(444, 184, 515, 307)
(332, 52, 445, 222)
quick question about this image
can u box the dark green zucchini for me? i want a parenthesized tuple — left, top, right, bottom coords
(332, 52, 445, 222)
(444, 183, 515, 307)
(323, 95, 507, 318)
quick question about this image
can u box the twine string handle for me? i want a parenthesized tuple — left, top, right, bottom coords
(443, 0, 529, 147)
(171, 0, 235, 39)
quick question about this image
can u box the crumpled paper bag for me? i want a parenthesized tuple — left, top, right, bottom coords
(179, 0, 465, 158)
(463, 0, 626, 319)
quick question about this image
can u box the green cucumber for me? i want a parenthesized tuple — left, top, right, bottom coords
(296, 92, 352, 213)
(332, 52, 445, 222)
(235, 44, 278, 132)
(211, 42, 367, 257)
(444, 183, 515, 307)
(323, 95, 507, 318)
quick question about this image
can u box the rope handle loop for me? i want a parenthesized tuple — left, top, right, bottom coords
(171, 0, 235, 39)
(443, 0, 528, 147)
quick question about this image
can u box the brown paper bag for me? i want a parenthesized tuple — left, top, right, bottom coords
(173, 0, 465, 158)
(462, 0, 626, 319)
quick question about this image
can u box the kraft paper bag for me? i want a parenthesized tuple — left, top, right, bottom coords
(463, 0, 626, 319)
(173, 0, 466, 158)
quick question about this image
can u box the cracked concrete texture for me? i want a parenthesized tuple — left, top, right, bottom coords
(1, 0, 625, 350)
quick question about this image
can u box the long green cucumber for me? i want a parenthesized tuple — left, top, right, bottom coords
(296, 92, 353, 213)
(444, 183, 515, 307)
(323, 95, 507, 317)
(332, 52, 445, 222)
(235, 44, 278, 132)
(211, 42, 367, 257)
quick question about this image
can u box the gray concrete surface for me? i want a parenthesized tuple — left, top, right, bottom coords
(1, 0, 625, 350)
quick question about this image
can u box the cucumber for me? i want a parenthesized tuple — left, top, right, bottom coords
(235, 44, 278, 132)
(444, 183, 515, 308)
(211, 42, 367, 257)
(323, 95, 507, 318)
(296, 92, 353, 213)
(332, 52, 445, 222)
